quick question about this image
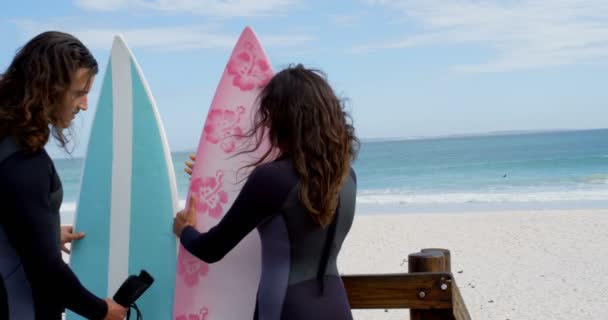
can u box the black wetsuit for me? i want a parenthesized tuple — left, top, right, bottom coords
(0, 137, 107, 319)
(1, 275, 7, 319)
(180, 158, 357, 320)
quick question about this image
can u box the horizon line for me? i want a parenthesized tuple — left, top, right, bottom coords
(49, 127, 607, 160)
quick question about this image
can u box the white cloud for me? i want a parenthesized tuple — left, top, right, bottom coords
(15, 20, 314, 51)
(73, 0, 298, 17)
(329, 13, 362, 28)
(261, 35, 316, 46)
(355, 0, 608, 72)
(74, 0, 133, 11)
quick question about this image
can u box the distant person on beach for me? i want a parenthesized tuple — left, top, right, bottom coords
(0, 31, 127, 320)
(174, 64, 359, 320)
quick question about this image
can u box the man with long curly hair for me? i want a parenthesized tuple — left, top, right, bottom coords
(0, 31, 126, 320)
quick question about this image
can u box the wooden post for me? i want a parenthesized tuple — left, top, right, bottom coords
(421, 248, 451, 272)
(409, 249, 456, 320)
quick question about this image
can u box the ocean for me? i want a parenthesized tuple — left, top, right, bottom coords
(54, 128, 608, 222)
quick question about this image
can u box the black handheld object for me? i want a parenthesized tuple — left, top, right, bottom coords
(113, 270, 154, 319)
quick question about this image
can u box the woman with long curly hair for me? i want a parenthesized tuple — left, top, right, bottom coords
(0, 31, 126, 320)
(174, 64, 359, 319)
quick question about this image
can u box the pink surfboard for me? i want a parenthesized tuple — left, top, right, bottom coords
(172, 27, 274, 320)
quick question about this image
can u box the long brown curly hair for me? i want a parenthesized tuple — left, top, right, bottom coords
(0, 31, 98, 153)
(244, 64, 359, 227)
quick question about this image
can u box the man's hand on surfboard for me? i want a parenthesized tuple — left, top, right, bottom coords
(173, 195, 198, 237)
(60, 225, 85, 254)
(184, 153, 196, 176)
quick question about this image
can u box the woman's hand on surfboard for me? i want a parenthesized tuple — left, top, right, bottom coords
(173, 195, 198, 237)
(184, 153, 196, 176)
(60, 225, 85, 254)
(103, 298, 128, 320)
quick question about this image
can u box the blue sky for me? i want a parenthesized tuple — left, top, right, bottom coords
(1, 0, 607, 158)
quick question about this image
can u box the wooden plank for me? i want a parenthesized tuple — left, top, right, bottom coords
(342, 273, 453, 309)
(451, 279, 472, 320)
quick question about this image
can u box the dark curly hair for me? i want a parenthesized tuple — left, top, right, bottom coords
(0, 31, 98, 153)
(244, 64, 359, 227)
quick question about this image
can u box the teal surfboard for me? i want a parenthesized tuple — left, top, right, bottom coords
(67, 35, 178, 319)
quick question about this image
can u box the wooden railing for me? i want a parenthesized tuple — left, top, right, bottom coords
(342, 248, 471, 320)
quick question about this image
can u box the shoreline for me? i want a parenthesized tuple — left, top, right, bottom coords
(60, 200, 608, 224)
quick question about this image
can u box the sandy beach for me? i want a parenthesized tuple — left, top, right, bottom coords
(61, 208, 608, 319)
(339, 209, 608, 320)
